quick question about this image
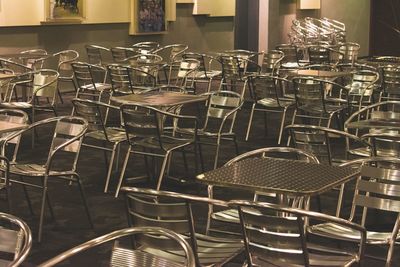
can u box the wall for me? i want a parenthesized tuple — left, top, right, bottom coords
(0, 4, 234, 60)
(268, 0, 370, 56)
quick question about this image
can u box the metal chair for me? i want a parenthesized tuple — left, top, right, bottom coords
(38, 226, 195, 267)
(206, 147, 319, 236)
(72, 98, 127, 193)
(246, 74, 295, 143)
(0, 69, 59, 124)
(71, 62, 112, 101)
(382, 65, 400, 101)
(53, 49, 79, 101)
(361, 131, 400, 158)
(131, 41, 160, 54)
(276, 43, 303, 69)
(121, 186, 243, 267)
(154, 44, 189, 64)
(85, 44, 111, 66)
(110, 46, 136, 63)
(0, 212, 32, 267)
(20, 49, 48, 70)
(338, 42, 360, 65)
(0, 116, 93, 242)
(126, 53, 163, 81)
(182, 52, 222, 93)
(286, 124, 372, 165)
(230, 199, 366, 267)
(167, 58, 200, 93)
(107, 64, 157, 95)
(115, 104, 198, 196)
(291, 77, 349, 129)
(0, 59, 33, 101)
(176, 90, 243, 170)
(260, 49, 284, 75)
(308, 157, 400, 267)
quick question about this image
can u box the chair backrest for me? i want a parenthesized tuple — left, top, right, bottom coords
(47, 116, 88, 171)
(217, 54, 243, 81)
(261, 50, 284, 74)
(382, 65, 400, 101)
(0, 68, 14, 100)
(127, 54, 163, 76)
(38, 227, 195, 267)
(154, 44, 189, 63)
(32, 69, 59, 99)
(286, 124, 371, 165)
(230, 199, 365, 267)
(308, 45, 331, 64)
(110, 47, 136, 63)
(53, 50, 79, 79)
(169, 58, 200, 87)
(276, 44, 301, 63)
(0, 212, 32, 267)
(71, 62, 105, 90)
(0, 109, 28, 160)
(347, 69, 379, 99)
(20, 49, 48, 70)
(85, 44, 110, 65)
(0, 58, 32, 74)
(342, 157, 400, 227)
(338, 42, 360, 64)
(361, 132, 400, 157)
(107, 64, 156, 95)
(292, 77, 324, 110)
(204, 91, 243, 133)
(247, 75, 291, 107)
(131, 41, 160, 54)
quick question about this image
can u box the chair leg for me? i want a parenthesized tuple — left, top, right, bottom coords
(38, 178, 49, 243)
(233, 136, 239, 155)
(245, 103, 256, 141)
(104, 143, 118, 193)
(198, 142, 205, 172)
(156, 151, 170, 190)
(115, 147, 132, 198)
(213, 139, 221, 170)
(287, 109, 298, 146)
(20, 177, 34, 215)
(75, 174, 93, 228)
(278, 108, 288, 145)
(46, 192, 55, 221)
(5, 187, 12, 213)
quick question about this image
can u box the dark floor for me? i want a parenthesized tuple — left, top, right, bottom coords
(3, 89, 400, 267)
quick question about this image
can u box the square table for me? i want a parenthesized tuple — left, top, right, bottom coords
(111, 91, 208, 107)
(196, 157, 359, 198)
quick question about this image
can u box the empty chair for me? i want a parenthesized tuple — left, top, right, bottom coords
(0, 69, 59, 123)
(71, 62, 112, 101)
(107, 64, 157, 95)
(176, 90, 244, 170)
(308, 45, 332, 64)
(121, 186, 243, 267)
(85, 44, 111, 66)
(72, 98, 127, 193)
(206, 147, 319, 236)
(53, 49, 79, 100)
(110, 46, 136, 63)
(154, 44, 189, 64)
(38, 226, 195, 267)
(261, 49, 284, 75)
(308, 157, 400, 267)
(382, 65, 400, 101)
(361, 131, 400, 157)
(276, 43, 303, 68)
(217, 54, 251, 97)
(0, 116, 93, 242)
(131, 41, 160, 54)
(0, 212, 32, 267)
(246, 74, 295, 143)
(167, 58, 200, 92)
(230, 200, 366, 267)
(127, 53, 163, 80)
(20, 49, 48, 70)
(338, 42, 360, 65)
(115, 104, 198, 196)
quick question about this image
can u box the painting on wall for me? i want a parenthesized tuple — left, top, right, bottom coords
(47, 0, 85, 21)
(130, 0, 167, 35)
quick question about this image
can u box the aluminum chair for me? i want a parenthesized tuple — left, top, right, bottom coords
(53, 49, 79, 102)
(153, 44, 189, 64)
(0, 109, 28, 161)
(0, 212, 32, 267)
(85, 44, 110, 66)
(126, 53, 163, 81)
(230, 200, 366, 267)
(0, 116, 93, 242)
(115, 104, 198, 196)
(291, 77, 349, 129)
(338, 42, 360, 65)
(361, 131, 400, 157)
(107, 64, 157, 95)
(71, 62, 112, 101)
(382, 65, 400, 101)
(308, 157, 400, 267)
(131, 41, 160, 54)
(176, 90, 243, 170)
(0, 69, 59, 124)
(246, 74, 295, 143)
(182, 52, 222, 93)
(276, 43, 304, 69)
(121, 186, 243, 267)
(261, 49, 284, 75)
(20, 49, 48, 70)
(167, 58, 200, 93)
(0, 68, 15, 101)
(206, 147, 319, 236)
(110, 46, 136, 63)
(72, 98, 127, 193)
(38, 226, 195, 267)
(0, 59, 33, 101)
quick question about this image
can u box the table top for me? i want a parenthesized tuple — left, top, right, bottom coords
(111, 91, 208, 107)
(288, 69, 352, 79)
(196, 157, 360, 197)
(0, 121, 27, 134)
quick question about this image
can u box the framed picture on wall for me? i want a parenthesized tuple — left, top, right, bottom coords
(45, 0, 86, 22)
(130, 0, 168, 35)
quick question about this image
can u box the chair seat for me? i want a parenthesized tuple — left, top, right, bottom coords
(176, 128, 234, 138)
(85, 127, 127, 143)
(7, 163, 74, 177)
(211, 208, 240, 224)
(309, 222, 400, 244)
(81, 83, 112, 92)
(194, 70, 222, 79)
(135, 136, 193, 151)
(298, 104, 346, 114)
(0, 102, 32, 109)
(257, 97, 295, 108)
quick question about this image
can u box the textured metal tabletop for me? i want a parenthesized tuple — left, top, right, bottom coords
(196, 157, 360, 196)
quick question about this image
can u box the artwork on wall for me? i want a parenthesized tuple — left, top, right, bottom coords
(46, 0, 86, 21)
(130, 0, 168, 35)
